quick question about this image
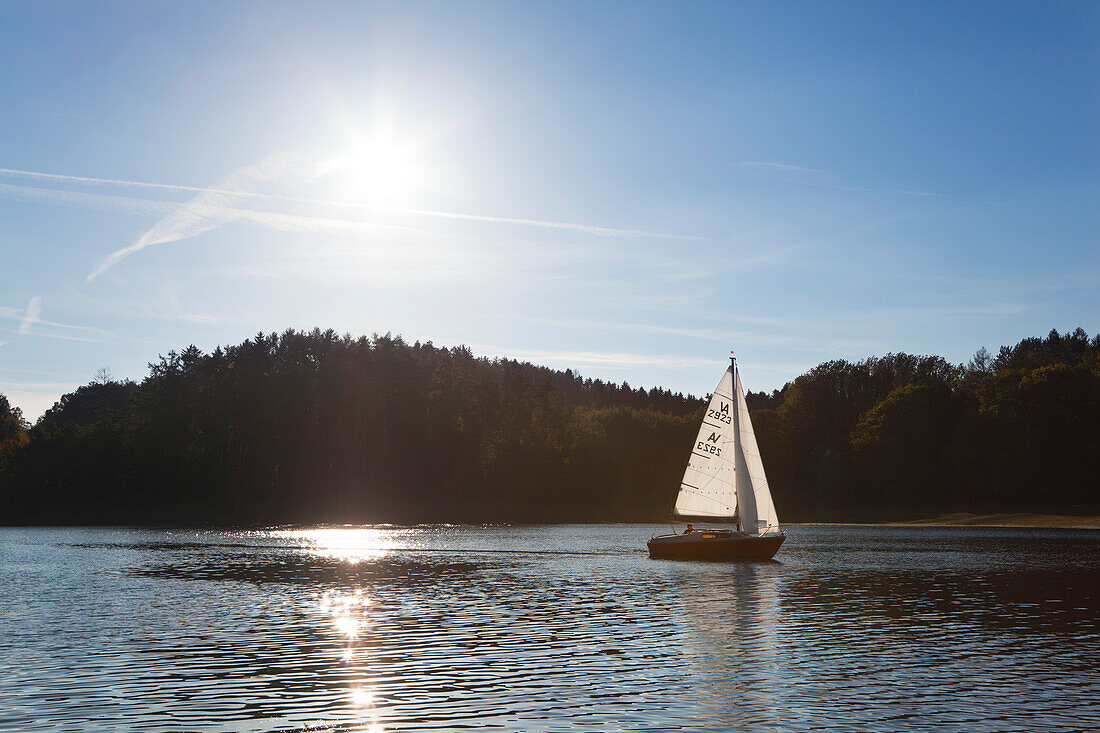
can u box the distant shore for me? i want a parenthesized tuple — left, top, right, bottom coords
(796, 513, 1100, 530)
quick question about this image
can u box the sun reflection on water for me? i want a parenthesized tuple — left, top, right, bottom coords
(349, 686, 374, 707)
(273, 527, 406, 563)
(319, 588, 384, 731)
(267, 528, 407, 729)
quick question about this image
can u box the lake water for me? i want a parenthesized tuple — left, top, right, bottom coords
(1, 524, 1098, 732)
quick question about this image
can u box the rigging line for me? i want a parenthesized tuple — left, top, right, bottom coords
(682, 477, 733, 498)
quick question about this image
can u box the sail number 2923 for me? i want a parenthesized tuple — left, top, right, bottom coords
(707, 408, 732, 424)
(696, 441, 721, 456)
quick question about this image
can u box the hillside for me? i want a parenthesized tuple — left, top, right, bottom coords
(1, 328, 1097, 524)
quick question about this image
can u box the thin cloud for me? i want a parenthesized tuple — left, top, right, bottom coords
(373, 206, 689, 239)
(86, 199, 435, 281)
(475, 346, 726, 370)
(0, 167, 214, 194)
(738, 161, 826, 175)
(0, 164, 703, 281)
(737, 160, 943, 198)
(0, 180, 433, 278)
(87, 152, 312, 281)
(0, 301, 120, 343)
(853, 302, 1026, 319)
(0, 182, 178, 217)
(475, 313, 888, 354)
(17, 296, 41, 335)
(800, 180, 944, 198)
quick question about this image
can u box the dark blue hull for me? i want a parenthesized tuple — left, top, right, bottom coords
(647, 530, 784, 560)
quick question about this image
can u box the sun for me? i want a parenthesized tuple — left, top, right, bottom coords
(321, 112, 433, 208)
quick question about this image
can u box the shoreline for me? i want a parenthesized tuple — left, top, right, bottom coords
(4, 513, 1100, 530)
(793, 513, 1100, 530)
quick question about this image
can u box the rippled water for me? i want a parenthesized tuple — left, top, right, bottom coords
(1, 524, 1098, 732)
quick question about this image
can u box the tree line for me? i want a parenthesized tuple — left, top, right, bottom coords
(1, 328, 1097, 524)
(746, 328, 1099, 519)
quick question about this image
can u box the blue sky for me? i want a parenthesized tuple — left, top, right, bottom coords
(1, 1, 1097, 419)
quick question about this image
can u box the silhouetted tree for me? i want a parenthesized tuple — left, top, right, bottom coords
(1, 328, 1097, 524)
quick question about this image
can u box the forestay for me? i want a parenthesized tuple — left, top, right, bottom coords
(673, 367, 737, 517)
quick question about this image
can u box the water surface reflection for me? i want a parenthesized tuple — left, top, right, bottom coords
(1, 524, 1097, 731)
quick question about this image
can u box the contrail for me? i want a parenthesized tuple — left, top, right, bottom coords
(1, 301, 120, 340)
(87, 202, 434, 281)
(0, 165, 702, 241)
(0, 167, 214, 195)
(88, 152, 308, 280)
(0, 182, 177, 217)
(0, 181, 422, 236)
(0, 180, 434, 279)
(18, 296, 41, 335)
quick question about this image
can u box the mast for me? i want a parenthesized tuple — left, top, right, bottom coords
(730, 350, 742, 533)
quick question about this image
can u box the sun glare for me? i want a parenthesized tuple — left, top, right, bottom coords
(274, 527, 403, 562)
(317, 588, 382, 727)
(320, 111, 435, 208)
(350, 687, 374, 707)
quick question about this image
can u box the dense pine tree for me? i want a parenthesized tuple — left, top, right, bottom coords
(1, 328, 1097, 524)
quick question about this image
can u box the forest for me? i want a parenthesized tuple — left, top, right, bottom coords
(1, 328, 1098, 525)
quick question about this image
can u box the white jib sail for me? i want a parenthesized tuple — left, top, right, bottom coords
(673, 367, 738, 518)
(733, 368, 781, 534)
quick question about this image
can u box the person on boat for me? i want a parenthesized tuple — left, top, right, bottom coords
(683, 524, 695, 534)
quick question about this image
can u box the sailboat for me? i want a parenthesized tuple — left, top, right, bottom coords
(648, 352, 785, 560)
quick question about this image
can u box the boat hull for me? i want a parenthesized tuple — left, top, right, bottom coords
(647, 531, 784, 561)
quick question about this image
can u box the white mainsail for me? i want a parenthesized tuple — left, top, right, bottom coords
(673, 367, 737, 518)
(672, 359, 781, 534)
